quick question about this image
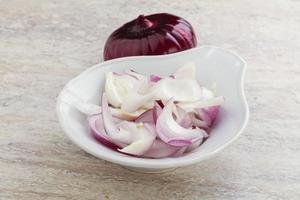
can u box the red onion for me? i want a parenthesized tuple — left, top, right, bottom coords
(104, 13, 197, 60)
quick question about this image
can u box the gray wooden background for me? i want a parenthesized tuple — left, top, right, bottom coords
(0, 0, 299, 199)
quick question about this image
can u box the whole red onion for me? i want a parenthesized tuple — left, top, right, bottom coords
(103, 13, 197, 60)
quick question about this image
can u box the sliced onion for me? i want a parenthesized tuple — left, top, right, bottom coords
(105, 72, 140, 107)
(105, 72, 128, 107)
(120, 70, 155, 112)
(118, 123, 156, 156)
(105, 71, 152, 108)
(88, 115, 119, 149)
(143, 139, 180, 158)
(90, 65, 223, 158)
(154, 77, 202, 102)
(156, 99, 208, 147)
(173, 62, 196, 79)
(102, 94, 156, 155)
(101, 93, 131, 146)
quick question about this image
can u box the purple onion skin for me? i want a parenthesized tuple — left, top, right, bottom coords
(104, 13, 197, 60)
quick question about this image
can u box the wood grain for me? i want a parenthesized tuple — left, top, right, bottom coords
(0, 0, 300, 199)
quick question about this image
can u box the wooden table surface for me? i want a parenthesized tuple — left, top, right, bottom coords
(1, 0, 300, 199)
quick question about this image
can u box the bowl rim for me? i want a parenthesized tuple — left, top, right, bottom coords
(56, 45, 249, 169)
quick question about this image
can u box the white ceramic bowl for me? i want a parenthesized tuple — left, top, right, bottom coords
(56, 46, 249, 173)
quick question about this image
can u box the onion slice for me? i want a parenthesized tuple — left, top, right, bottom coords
(105, 71, 150, 108)
(88, 115, 119, 149)
(156, 98, 208, 147)
(154, 78, 202, 102)
(105, 72, 131, 107)
(143, 139, 180, 158)
(118, 123, 156, 156)
(101, 93, 132, 146)
(102, 93, 157, 155)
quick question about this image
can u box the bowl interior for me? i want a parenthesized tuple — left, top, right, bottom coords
(57, 46, 248, 169)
